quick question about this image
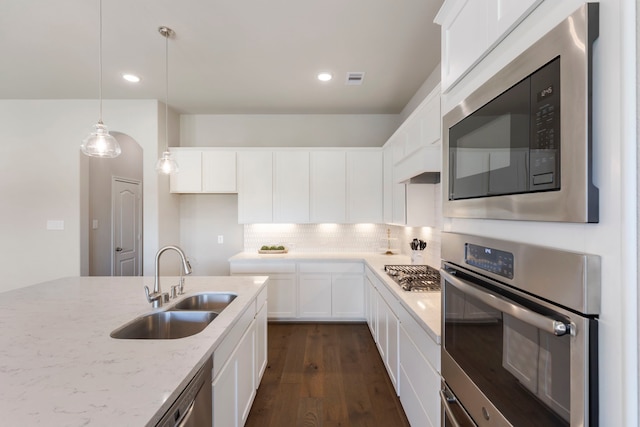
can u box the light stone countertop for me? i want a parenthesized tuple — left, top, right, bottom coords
(229, 252, 442, 343)
(0, 275, 267, 427)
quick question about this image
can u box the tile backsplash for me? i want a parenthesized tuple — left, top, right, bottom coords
(244, 223, 441, 267)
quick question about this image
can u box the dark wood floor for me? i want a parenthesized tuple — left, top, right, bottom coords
(246, 322, 411, 427)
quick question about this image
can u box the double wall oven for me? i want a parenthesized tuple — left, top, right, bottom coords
(440, 232, 600, 426)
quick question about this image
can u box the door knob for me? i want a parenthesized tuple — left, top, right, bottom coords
(115, 247, 123, 252)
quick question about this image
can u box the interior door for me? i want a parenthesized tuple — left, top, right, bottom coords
(112, 178, 142, 276)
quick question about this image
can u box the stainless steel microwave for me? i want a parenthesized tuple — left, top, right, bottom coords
(443, 3, 599, 223)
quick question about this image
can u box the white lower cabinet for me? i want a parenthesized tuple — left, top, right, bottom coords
(231, 261, 364, 321)
(398, 304, 441, 427)
(230, 262, 297, 319)
(373, 281, 400, 393)
(212, 288, 267, 427)
(365, 266, 441, 425)
(299, 274, 332, 318)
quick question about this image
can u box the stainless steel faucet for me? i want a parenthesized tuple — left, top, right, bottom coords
(145, 245, 192, 308)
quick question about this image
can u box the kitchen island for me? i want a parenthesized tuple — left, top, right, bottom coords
(0, 275, 267, 427)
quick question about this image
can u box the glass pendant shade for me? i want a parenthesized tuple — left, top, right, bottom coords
(81, 121, 122, 158)
(156, 150, 179, 174)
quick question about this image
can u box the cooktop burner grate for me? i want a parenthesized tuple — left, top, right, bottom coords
(384, 265, 441, 292)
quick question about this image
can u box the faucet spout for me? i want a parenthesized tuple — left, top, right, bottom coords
(153, 245, 192, 294)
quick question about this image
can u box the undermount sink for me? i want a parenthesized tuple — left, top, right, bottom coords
(110, 311, 217, 340)
(171, 292, 237, 312)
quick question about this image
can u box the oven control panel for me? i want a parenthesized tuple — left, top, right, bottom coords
(465, 243, 514, 279)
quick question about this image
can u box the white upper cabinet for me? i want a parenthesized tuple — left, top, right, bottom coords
(310, 151, 347, 223)
(238, 151, 273, 224)
(393, 85, 442, 184)
(435, 0, 543, 92)
(273, 151, 310, 223)
(169, 149, 203, 193)
(347, 150, 383, 224)
(170, 148, 237, 193)
(202, 150, 237, 192)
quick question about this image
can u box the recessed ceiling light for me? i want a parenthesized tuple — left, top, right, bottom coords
(122, 73, 141, 83)
(317, 72, 332, 82)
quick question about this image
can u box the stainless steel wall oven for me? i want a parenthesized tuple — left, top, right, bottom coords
(442, 4, 599, 223)
(440, 232, 600, 426)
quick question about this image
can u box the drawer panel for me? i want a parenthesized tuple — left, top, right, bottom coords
(230, 262, 296, 274)
(399, 308, 440, 372)
(298, 262, 363, 274)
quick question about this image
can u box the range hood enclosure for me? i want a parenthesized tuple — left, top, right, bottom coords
(394, 144, 441, 184)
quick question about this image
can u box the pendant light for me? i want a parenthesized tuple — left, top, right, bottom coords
(81, 0, 121, 158)
(156, 26, 179, 175)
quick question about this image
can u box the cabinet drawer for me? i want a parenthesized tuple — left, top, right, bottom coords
(298, 262, 363, 274)
(230, 262, 296, 274)
(400, 326, 441, 427)
(213, 301, 256, 379)
(398, 307, 440, 372)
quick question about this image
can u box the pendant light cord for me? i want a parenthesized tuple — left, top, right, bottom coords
(99, 0, 104, 124)
(165, 30, 169, 152)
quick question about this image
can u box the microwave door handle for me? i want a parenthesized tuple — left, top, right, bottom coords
(441, 270, 572, 336)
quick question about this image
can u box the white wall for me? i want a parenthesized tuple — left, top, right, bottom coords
(180, 194, 243, 276)
(0, 99, 180, 292)
(180, 114, 400, 148)
(439, 1, 638, 425)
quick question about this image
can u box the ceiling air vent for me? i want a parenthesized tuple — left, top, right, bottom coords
(345, 72, 365, 85)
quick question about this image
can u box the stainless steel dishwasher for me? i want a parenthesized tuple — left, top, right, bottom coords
(156, 358, 212, 427)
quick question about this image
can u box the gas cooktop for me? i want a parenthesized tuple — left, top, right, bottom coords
(384, 265, 442, 292)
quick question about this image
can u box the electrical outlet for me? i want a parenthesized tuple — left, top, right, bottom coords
(217, 235, 224, 244)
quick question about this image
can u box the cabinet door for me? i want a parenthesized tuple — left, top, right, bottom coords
(399, 325, 441, 427)
(493, 0, 542, 39)
(310, 151, 346, 223)
(238, 151, 273, 223)
(255, 300, 268, 383)
(213, 354, 237, 427)
(202, 150, 237, 192)
(387, 305, 400, 393)
(420, 87, 441, 147)
(273, 151, 309, 223)
(299, 274, 332, 318)
(406, 184, 436, 227)
(347, 150, 383, 223)
(332, 273, 364, 319)
(169, 149, 202, 193)
(237, 322, 256, 426)
(267, 275, 297, 318)
(376, 290, 388, 360)
(440, 0, 491, 90)
(383, 145, 394, 224)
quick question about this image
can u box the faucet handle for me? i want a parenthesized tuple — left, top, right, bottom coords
(144, 285, 153, 303)
(177, 276, 185, 295)
(170, 284, 179, 299)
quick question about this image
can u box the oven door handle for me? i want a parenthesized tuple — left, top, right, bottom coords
(441, 269, 572, 336)
(440, 388, 476, 427)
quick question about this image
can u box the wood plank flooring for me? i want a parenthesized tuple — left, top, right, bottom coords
(246, 322, 411, 427)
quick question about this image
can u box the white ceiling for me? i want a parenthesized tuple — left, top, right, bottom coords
(1, 0, 443, 114)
